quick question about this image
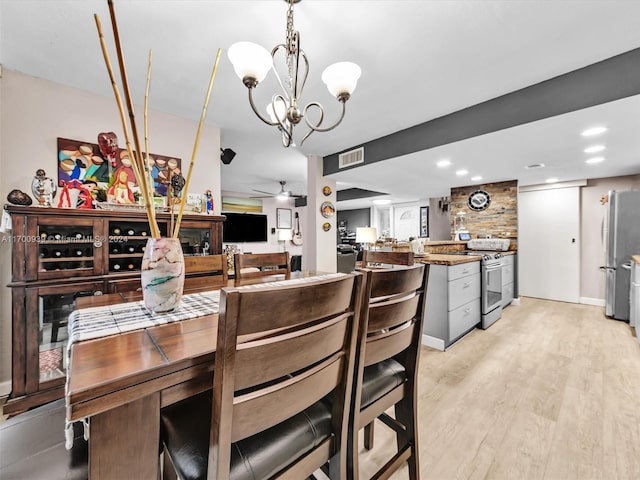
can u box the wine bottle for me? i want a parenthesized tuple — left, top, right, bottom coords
(126, 261, 137, 271)
(53, 233, 63, 241)
(139, 229, 148, 237)
(112, 262, 122, 271)
(40, 231, 48, 241)
(110, 244, 121, 254)
(126, 227, 136, 236)
(111, 226, 122, 236)
(84, 247, 93, 257)
(52, 247, 68, 258)
(136, 244, 146, 254)
(40, 248, 49, 258)
(73, 247, 84, 257)
(72, 232, 84, 240)
(126, 244, 136, 254)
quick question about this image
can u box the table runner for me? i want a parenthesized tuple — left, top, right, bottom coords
(67, 290, 221, 345)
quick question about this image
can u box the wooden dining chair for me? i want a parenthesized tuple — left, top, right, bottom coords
(349, 263, 428, 480)
(183, 253, 228, 293)
(233, 252, 291, 282)
(361, 250, 414, 267)
(358, 249, 416, 450)
(160, 272, 365, 479)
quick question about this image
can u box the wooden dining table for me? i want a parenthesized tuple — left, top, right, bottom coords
(66, 272, 319, 479)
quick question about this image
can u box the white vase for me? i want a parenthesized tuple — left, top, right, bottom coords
(141, 237, 185, 313)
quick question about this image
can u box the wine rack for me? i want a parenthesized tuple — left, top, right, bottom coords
(4, 205, 224, 413)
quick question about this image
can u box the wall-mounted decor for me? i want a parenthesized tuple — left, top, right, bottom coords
(322, 186, 332, 196)
(420, 206, 429, 238)
(221, 196, 263, 213)
(468, 190, 491, 211)
(57, 137, 181, 202)
(322, 222, 331, 232)
(320, 201, 335, 218)
(276, 208, 292, 229)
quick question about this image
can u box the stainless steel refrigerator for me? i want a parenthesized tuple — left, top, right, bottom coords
(604, 190, 640, 320)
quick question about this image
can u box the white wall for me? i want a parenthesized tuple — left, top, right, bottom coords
(0, 69, 221, 389)
(220, 192, 303, 258)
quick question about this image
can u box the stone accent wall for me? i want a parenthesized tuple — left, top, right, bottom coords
(450, 180, 518, 245)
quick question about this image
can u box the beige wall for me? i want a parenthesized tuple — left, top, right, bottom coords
(580, 174, 640, 302)
(0, 69, 221, 391)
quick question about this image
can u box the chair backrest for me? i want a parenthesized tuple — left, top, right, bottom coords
(361, 250, 414, 267)
(183, 253, 228, 293)
(209, 273, 364, 479)
(357, 262, 427, 371)
(233, 252, 291, 281)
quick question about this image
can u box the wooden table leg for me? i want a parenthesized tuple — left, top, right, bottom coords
(89, 393, 160, 479)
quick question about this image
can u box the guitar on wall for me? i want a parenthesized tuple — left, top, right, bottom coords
(292, 212, 303, 246)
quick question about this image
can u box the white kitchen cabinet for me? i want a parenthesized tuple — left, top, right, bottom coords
(502, 254, 515, 308)
(423, 260, 481, 350)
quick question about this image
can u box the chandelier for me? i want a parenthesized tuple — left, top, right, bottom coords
(227, 0, 361, 147)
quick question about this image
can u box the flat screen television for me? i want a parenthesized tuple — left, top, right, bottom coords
(223, 212, 268, 243)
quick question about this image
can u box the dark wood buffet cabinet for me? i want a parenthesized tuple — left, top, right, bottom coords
(3, 205, 224, 414)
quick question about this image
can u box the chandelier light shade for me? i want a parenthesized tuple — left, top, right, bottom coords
(227, 0, 361, 147)
(227, 42, 273, 85)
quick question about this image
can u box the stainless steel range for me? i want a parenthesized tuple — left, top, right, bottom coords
(467, 239, 511, 329)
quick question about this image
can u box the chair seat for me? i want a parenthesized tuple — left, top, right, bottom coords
(161, 391, 333, 480)
(0, 399, 88, 480)
(360, 358, 406, 409)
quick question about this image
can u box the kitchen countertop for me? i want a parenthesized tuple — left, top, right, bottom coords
(414, 250, 516, 266)
(633, 255, 640, 265)
(415, 253, 481, 266)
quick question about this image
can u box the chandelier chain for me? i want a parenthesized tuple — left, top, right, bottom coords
(285, 0, 296, 94)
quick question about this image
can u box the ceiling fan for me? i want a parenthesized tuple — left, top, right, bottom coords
(252, 181, 306, 199)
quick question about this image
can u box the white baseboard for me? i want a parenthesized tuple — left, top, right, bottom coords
(580, 297, 605, 307)
(511, 297, 521, 306)
(422, 334, 445, 351)
(0, 380, 11, 398)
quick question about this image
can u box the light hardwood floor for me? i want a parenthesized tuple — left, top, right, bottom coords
(358, 297, 640, 480)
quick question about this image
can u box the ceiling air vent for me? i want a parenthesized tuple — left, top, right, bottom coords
(338, 147, 364, 169)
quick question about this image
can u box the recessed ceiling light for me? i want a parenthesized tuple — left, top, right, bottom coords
(546, 177, 559, 184)
(584, 145, 605, 153)
(372, 199, 391, 205)
(525, 163, 545, 169)
(585, 157, 605, 164)
(436, 159, 451, 167)
(455, 169, 468, 176)
(471, 176, 483, 181)
(581, 126, 607, 137)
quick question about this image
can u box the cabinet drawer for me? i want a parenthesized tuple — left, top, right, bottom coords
(448, 272, 480, 311)
(448, 261, 479, 281)
(449, 299, 480, 341)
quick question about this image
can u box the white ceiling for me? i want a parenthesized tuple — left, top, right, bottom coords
(2, 0, 640, 209)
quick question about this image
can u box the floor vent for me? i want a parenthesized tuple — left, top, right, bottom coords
(338, 147, 364, 168)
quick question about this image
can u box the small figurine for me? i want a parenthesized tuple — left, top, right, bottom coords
(31, 169, 56, 207)
(205, 189, 214, 214)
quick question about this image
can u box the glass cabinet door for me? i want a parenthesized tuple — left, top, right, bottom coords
(31, 282, 104, 386)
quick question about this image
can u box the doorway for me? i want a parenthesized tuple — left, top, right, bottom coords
(518, 186, 580, 303)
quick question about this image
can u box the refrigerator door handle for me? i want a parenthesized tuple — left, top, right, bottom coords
(600, 266, 615, 271)
(621, 262, 632, 271)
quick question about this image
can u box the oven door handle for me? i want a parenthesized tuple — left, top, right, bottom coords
(484, 264, 502, 270)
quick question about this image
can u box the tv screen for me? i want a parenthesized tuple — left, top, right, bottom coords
(223, 212, 268, 243)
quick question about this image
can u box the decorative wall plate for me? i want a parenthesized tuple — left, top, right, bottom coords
(322, 222, 331, 232)
(320, 201, 335, 218)
(322, 186, 332, 196)
(468, 190, 491, 211)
